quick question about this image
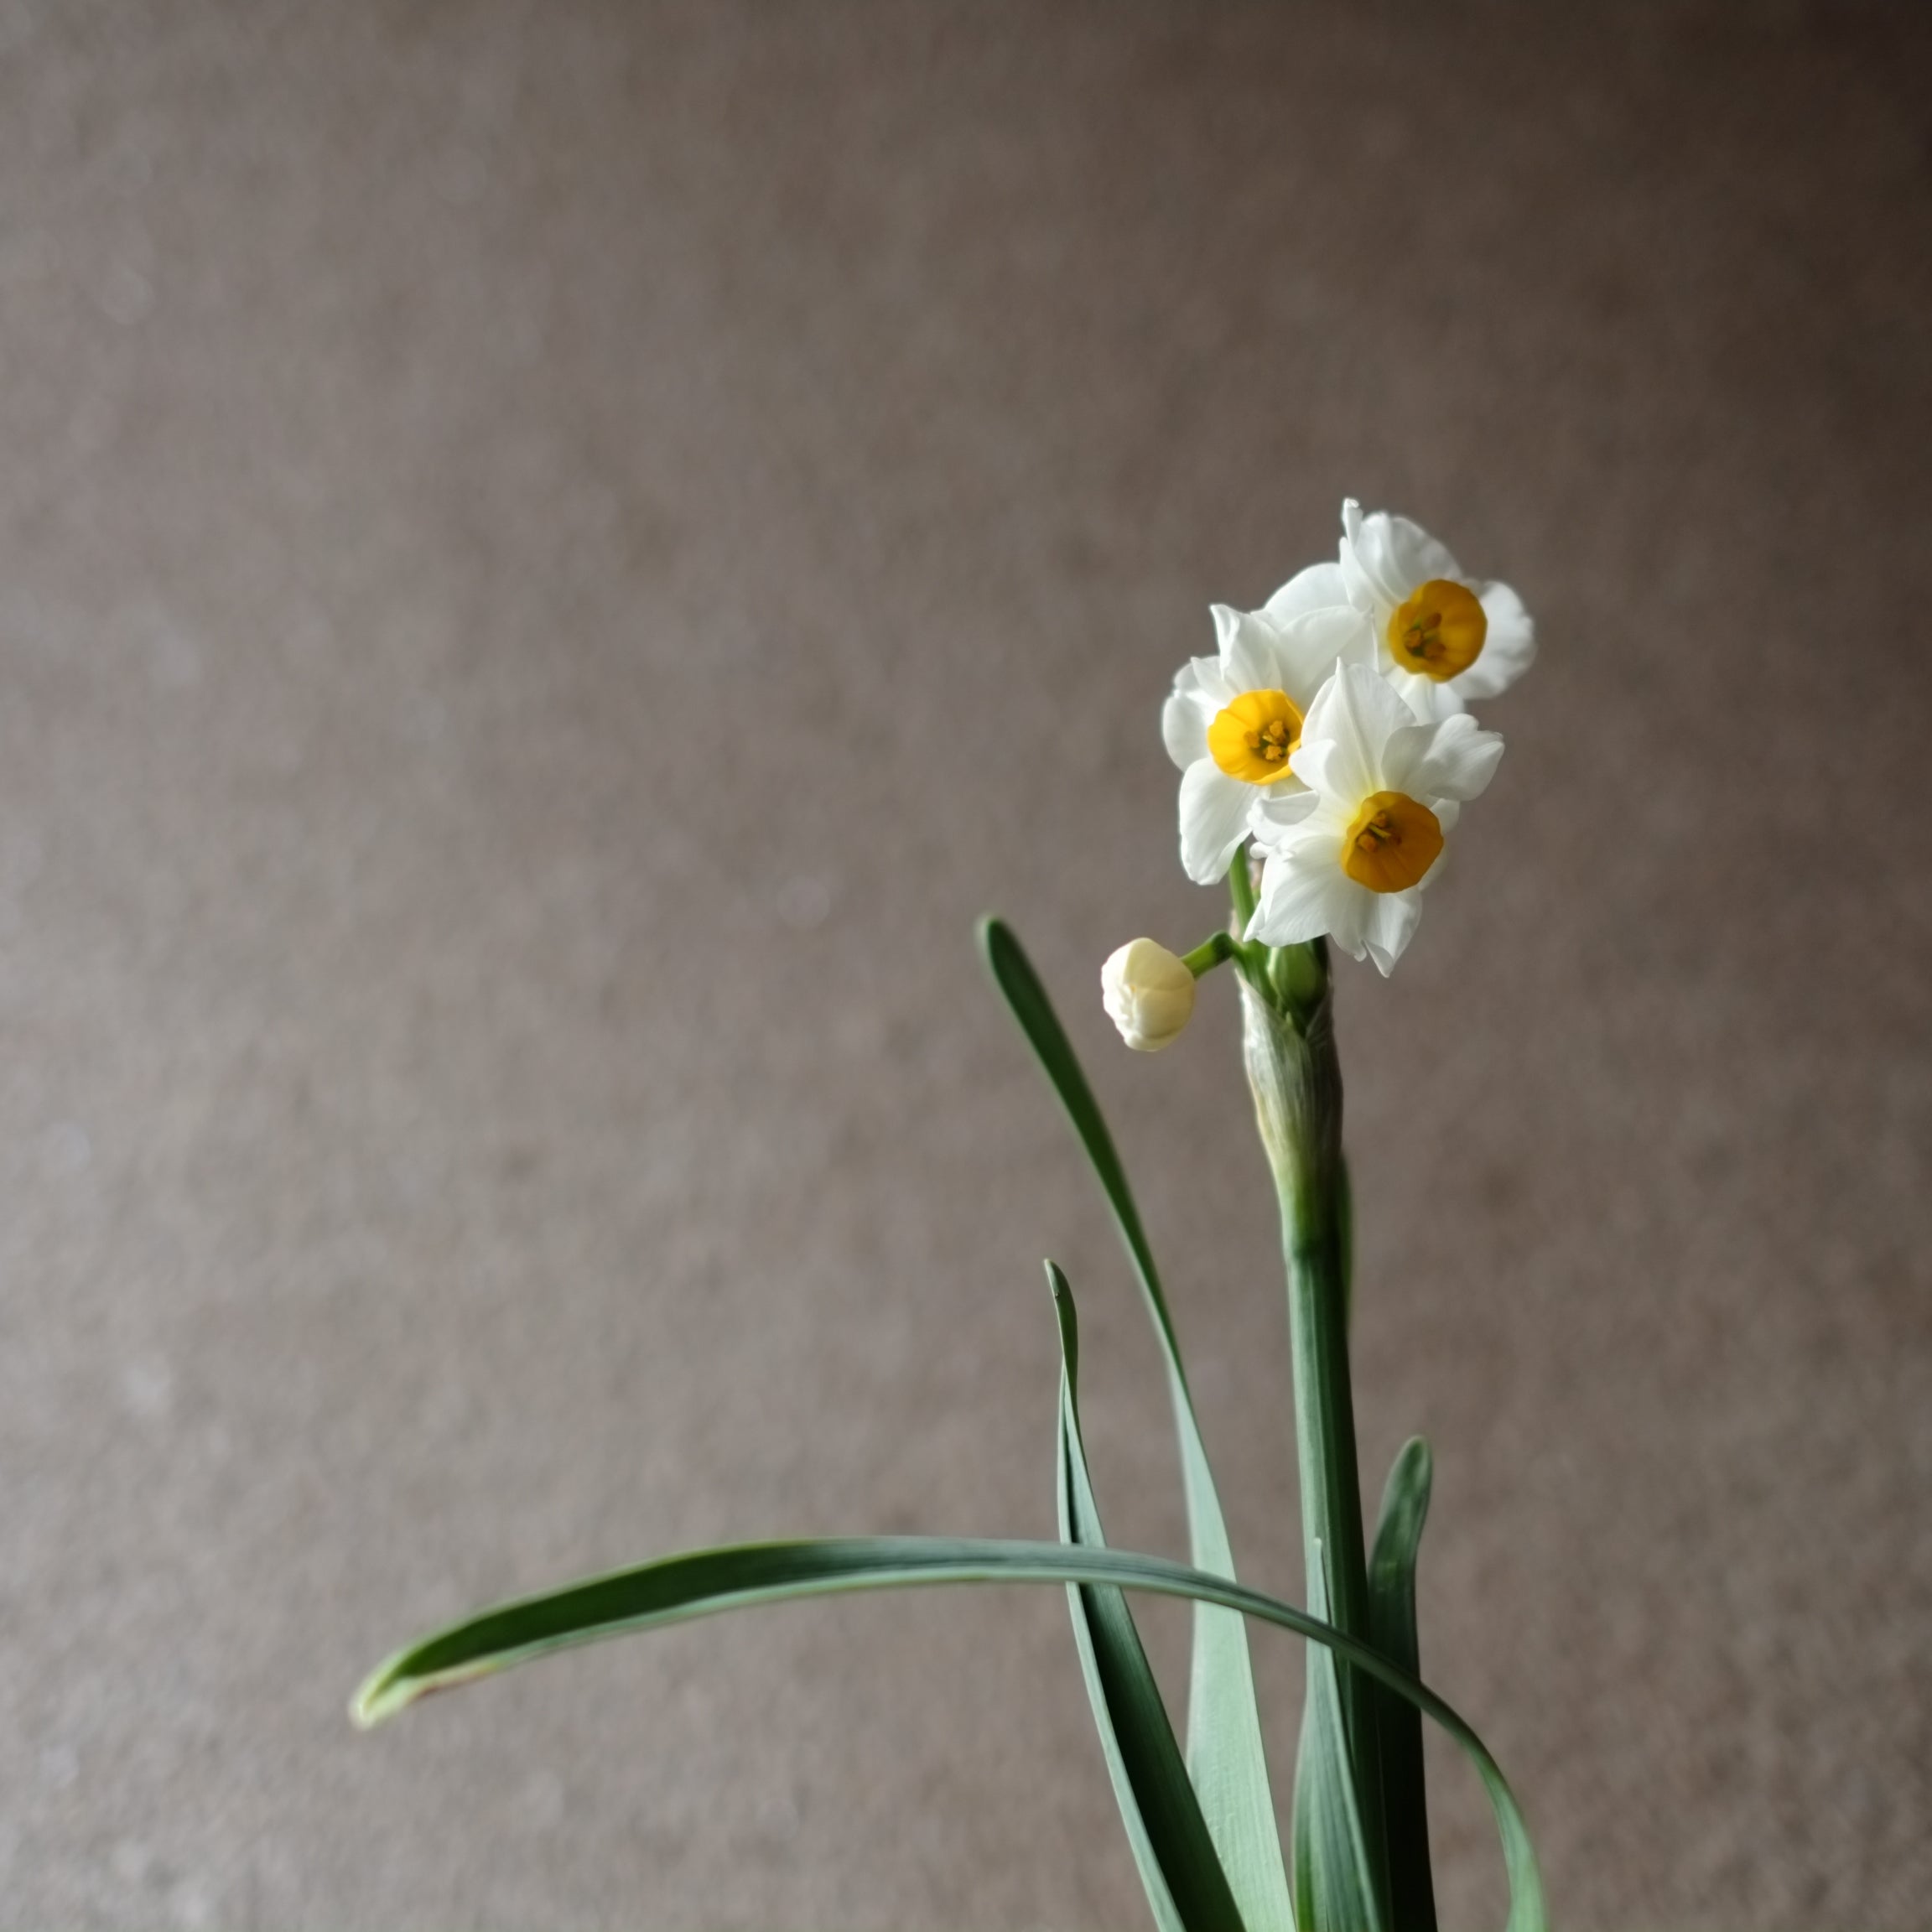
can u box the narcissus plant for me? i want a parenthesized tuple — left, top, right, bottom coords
(356, 497, 1547, 1932)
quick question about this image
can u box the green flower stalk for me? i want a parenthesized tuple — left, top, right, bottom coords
(1219, 849, 1394, 1926)
(1240, 943, 1390, 1924)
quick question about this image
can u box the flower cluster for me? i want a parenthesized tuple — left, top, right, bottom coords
(1105, 499, 1531, 1046)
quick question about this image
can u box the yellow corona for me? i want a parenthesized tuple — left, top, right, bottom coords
(1389, 580, 1486, 682)
(1208, 688, 1304, 784)
(1341, 791, 1443, 893)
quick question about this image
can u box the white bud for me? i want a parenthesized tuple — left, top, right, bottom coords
(1100, 938, 1197, 1052)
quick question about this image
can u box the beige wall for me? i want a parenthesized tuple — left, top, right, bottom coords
(3, 3, 1929, 1925)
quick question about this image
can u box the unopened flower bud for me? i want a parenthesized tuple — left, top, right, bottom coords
(1100, 938, 1197, 1052)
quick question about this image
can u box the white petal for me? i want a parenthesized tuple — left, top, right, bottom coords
(1337, 499, 1380, 612)
(1382, 712, 1504, 802)
(1264, 560, 1351, 623)
(1361, 891, 1426, 975)
(1252, 784, 1325, 839)
(1382, 662, 1462, 722)
(1272, 605, 1377, 709)
(1290, 664, 1411, 804)
(1187, 652, 1238, 709)
(1343, 498, 1484, 624)
(1213, 605, 1283, 696)
(1382, 515, 1462, 591)
(1321, 878, 1374, 962)
(1161, 665, 1217, 771)
(1249, 840, 1351, 947)
(1378, 721, 1433, 794)
(1178, 759, 1255, 885)
(1452, 579, 1536, 701)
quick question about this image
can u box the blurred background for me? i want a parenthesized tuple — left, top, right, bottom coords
(4, 2, 1930, 1925)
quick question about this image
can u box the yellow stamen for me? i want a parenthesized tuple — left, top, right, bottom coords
(1340, 791, 1443, 893)
(1389, 579, 1487, 683)
(1208, 688, 1304, 786)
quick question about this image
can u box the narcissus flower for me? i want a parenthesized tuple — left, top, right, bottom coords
(1163, 588, 1374, 886)
(1100, 938, 1197, 1052)
(1248, 664, 1504, 974)
(1339, 500, 1535, 719)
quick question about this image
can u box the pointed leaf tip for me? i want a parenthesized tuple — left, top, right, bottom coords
(1370, 1436, 1433, 1592)
(351, 1667, 411, 1730)
(1044, 1260, 1079, 1380)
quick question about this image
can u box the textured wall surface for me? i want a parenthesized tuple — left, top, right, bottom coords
(3, 3, 1930, 1926)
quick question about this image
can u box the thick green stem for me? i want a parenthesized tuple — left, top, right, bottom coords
(1240, 958, 1389, 1910)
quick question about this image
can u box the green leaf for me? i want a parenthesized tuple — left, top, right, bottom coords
(1368, 1437, 1438, 1932)
(352, 1537, 1548, 1932)
(1291, 1542, 1385, 1932)
(1049, 1263, 1246, 1932)
(979, 917, 1292, 1932)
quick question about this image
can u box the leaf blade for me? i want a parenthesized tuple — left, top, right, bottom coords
(353, 1535, 1547, 1932)
(1368, 1436, 1438, 1932)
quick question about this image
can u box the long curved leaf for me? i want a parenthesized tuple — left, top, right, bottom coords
(979, 917, 1291, 1932)
(352, 1537, 1545, 1932)
(1049, 1262, 1245, 1932)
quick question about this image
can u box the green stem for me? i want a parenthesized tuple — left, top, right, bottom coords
(1181, 931, 1240, 979)
(1227, 842, 1259, 937)
(1240, 956, 1389, 1915)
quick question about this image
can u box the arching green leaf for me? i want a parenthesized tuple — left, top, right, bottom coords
(353, 1535, 1547, 1932)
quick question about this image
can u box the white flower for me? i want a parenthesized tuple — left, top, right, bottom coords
(1162, 579, 1374, 886)
(1101, 938, 1197, 1052)
(1337, 499, 1535, 719)
(1248, 664, 1504, 975)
